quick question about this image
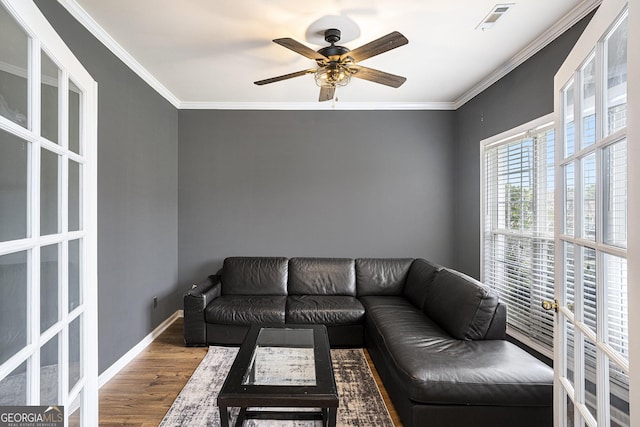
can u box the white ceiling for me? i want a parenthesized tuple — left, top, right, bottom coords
(61, 0, 599, 109)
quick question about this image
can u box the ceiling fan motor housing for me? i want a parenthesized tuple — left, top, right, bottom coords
(317, 28, 351, 61)
(317, 44, 350, 59)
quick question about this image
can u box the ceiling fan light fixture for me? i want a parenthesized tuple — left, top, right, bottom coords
(314, 64, 351, 87)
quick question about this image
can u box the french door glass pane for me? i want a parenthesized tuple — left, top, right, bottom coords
(605, 16, 627, 135)
(41, 243, 59, 332)
(584, 338, 598, 420)
(69, 239, 81, 312)
(68, 391, 82, 427)
(605, 254, 628, 360)
(565, 318, 575, 385)
(564, 81, 575, 158)
(40, 334, 59, 405)
(69, 80, 80, 154)
(0, 6, 28, 128)
(610, 360, 630, 427)
(583, 247, 597, 333)
(603, 140, 627, 248)
(68, 160, 81, 231)
(538, 130, 556, 234)
(41, 51, 59, 144)
(580, 57, 596, 149)
(69, 315, 82, 391)
(0, 129, 28, 241)
(0, 250, 28, 365)
(0, 361, 27, 405)
(565, 242, 575, 312)
(565, 163, 575, 236)
(41, 148, 59, 236)
(567, 394, 576, 427)
(582, 154, 596, 240)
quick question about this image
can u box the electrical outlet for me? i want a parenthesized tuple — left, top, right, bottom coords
(153, 296, 158, 308)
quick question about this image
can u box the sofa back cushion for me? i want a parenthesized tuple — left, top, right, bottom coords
(221, 257, 288, 296)
(403, 258, 441, 309)
(356, 258, 413, 296)
(288, 258, 356, 296)
(423, 268, 499, 340)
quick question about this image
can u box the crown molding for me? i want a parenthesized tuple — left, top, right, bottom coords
(56, 0, 181, 108)
(178, 101, 456, 110)
(452, 0, 602, 109)
(57, 0, 600, 111)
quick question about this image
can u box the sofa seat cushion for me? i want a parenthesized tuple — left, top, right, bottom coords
(205, 295, 286, 325)
(286, 296, 365, 325)
(361, 296, 553, 407)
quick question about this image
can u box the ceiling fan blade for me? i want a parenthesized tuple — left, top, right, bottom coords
(341, 31, 408, 63)
(348, 65, 406, 88)
(273, 38, 328, 61)
(254, 69, 316, 85)
(319, 85, 335, 102)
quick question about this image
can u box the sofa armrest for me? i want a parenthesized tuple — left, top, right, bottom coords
(183, 275, 221, 346)
(484, 302, 507, 340)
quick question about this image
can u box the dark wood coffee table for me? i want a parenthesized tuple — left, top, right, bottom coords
(217, 324, 338, 427)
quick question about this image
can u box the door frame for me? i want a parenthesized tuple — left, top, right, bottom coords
(553, 0, 635, 425)
(626, 0, 639, 424)
(0, 0, 98, 424)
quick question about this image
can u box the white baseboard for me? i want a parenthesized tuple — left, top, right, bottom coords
(98, 309, 184, 388)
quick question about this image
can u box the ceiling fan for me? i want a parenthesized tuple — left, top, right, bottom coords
(254, 28, 409, 102)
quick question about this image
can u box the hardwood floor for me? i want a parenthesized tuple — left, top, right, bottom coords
(98, 317, 402, 426)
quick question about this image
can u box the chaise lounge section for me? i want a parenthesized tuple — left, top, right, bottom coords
(361, 259, 552, 427)
(184, 257, 553, 427)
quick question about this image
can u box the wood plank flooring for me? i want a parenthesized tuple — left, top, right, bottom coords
(98, 317, 402, 426)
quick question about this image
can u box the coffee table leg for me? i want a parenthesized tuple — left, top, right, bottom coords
(325, 407, 337, 427)
(219, 406, 230, 427)
(234, 408, 248, 427)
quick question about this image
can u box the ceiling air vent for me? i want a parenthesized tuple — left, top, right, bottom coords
(476, 3, 515, 31)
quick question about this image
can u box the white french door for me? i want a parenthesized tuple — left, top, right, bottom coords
(553, 0, 631, 426)
(0, 0, 97, 425)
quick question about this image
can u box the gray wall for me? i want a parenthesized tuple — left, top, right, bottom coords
(452, 14, 593, 279)
(35, 1, 179, 374)
(30, 1, 594, 375)
(178, 110, 455, 286)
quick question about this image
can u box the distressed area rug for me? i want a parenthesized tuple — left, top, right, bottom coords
(159, 347, 394, 427)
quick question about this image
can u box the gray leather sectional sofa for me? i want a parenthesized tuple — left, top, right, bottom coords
(184, 257, 553, 427)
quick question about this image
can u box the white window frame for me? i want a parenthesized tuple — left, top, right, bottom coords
(480, 113, 555, 358)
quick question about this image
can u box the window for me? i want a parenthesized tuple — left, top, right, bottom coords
(481, 114, 555, 355)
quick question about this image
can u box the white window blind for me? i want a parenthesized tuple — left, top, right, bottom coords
(482, 118, 555, 353)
